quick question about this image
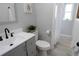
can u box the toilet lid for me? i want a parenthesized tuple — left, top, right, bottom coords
(36, 40, 50, 48)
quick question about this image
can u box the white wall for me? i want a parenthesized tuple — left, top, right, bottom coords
(35, 3, 54, 43)
(61, 20, 73, 35)
(72, 19, 79, 47)
(72, 4, 79, 47)
(0, 3, 36, 34)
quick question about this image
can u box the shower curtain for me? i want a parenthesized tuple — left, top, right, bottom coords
(51, 4, 65, 49)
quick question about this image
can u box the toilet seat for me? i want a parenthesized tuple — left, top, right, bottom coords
(36, 40, 50, 50)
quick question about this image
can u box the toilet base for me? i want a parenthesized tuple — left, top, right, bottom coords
(39, 50, 47, 56)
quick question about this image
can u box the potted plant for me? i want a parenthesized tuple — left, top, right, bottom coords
(26, 25, 36, 33)
(26, 25, 38, 41)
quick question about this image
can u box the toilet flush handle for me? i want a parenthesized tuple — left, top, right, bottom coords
(46, 30, 51, 36)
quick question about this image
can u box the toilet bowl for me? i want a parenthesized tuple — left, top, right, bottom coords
(36, 40, 50, 56)
(33, 31, 50, 56)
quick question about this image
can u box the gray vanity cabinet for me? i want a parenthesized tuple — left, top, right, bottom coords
(3, 36, 36, 56)
(3, 43, 27, 56)
(26, 36, 36, 56)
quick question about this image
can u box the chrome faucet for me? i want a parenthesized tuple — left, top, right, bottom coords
(4, 28, 10, 39)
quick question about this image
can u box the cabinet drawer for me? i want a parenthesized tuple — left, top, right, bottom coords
(26, 36, 36, 56)
(26, 36, 36, 48)
(3, 43, 27, 56)
(27, 46, 36, 56)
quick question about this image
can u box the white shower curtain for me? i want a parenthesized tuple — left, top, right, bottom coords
(51, 4, 65, 49)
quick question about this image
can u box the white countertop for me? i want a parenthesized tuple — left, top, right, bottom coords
(0, 32, 35, 56)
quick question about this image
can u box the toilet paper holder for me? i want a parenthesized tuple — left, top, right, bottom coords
(46, 30, 51, 36)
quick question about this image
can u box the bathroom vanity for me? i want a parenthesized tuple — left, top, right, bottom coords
(0, 32, 36, 56)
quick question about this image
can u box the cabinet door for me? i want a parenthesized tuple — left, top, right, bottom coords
(26, 36, 36, 56)
(3, 43, 27, 56)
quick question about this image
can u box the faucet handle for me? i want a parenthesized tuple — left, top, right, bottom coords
(11, 32, 14, 37)
(0, 36, 3, 41)
(76, 42, 79, 47)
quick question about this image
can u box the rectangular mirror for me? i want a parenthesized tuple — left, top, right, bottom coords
(0, 3, 16, 24)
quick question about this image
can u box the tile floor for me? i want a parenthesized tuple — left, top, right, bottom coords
(48, 38, 73, 56)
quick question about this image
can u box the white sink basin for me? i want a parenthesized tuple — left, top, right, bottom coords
(0, 32, 35, 47)
(0, 37, 15, 47)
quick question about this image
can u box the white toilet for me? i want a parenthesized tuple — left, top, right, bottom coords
(36, 40, 50, 56)
(34, 31, 50, 56)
